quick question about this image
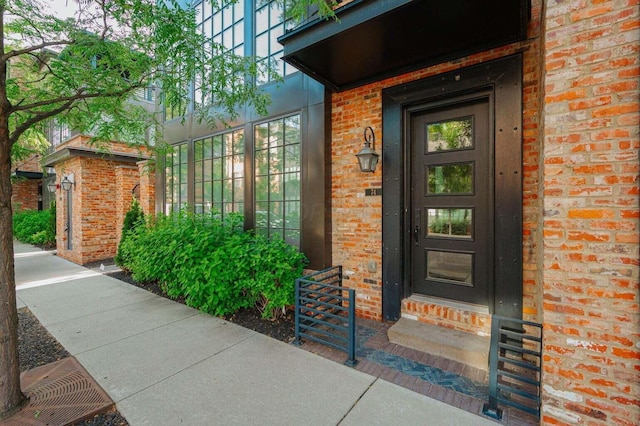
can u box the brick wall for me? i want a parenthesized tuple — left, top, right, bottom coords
(541, 1, 639, 425)
(11, 154, 43, 211)
(331, 2, 544, 330)
(11, 179, 39, 211)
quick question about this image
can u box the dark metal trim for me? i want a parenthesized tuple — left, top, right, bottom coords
(44, 146, 148, 167)
(12, 170, 44, 179)
(381, 54, 523, 321)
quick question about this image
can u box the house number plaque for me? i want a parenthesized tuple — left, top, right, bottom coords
(365, 188, 382, 196)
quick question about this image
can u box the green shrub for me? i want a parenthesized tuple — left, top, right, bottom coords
(121, 210, 307, 319)
(115, 198, 145, 268)
(13, 208, 55, 246)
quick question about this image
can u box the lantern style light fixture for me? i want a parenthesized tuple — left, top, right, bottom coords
(356, 126, 379, 173)
(61, 175, 75, 191)
(46, 181, 57, 193)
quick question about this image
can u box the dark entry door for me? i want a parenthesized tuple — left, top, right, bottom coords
(410, 98, 493, 306)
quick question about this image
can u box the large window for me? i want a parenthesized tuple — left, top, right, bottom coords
(255, 1, 296, 84)
(165, 143, 188, 212)
(194, 129, 245, 219)
(194, 0, 245, 106)
(255, 114, 301, 246)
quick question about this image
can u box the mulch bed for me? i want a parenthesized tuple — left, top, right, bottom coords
(105, 270, 296, 343)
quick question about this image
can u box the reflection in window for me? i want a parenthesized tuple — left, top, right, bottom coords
(194, 129, 244, 220)
(255, 1, 296, 84)
(255, 114, 301, 246)
(427, 116, 473, 152)
(194, 0, 245, 105)
(427, 208, 472, 239)
(165, 143, 188, 213)
(426, 251, 473, 286)
(427, 163, 473, 194)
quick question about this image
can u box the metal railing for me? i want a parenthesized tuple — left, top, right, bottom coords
(483, 315, 543, 420)
(293, 266, 357, 366)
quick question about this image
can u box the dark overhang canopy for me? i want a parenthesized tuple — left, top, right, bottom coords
(44, 146, 148, 167)
(279, 0, 530, 92)
(12, 170, 43, 179)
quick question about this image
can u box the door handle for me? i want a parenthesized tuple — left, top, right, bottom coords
(414, 225, 420, 243)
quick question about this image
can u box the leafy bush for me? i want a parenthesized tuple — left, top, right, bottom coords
(120, 210, 307, 319)
(13, 206, 55, 246)
(115, 198, 145, 268)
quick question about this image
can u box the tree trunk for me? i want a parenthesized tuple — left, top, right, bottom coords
(0, 123, 26, 419)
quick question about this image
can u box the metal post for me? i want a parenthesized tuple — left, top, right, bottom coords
(482, 315, 503, 420)
(293, 279, 301, 346)
(345, 288, 357, 367)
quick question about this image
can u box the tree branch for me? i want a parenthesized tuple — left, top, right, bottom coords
(2, 39, 73, 63)
(9, 98, 75, 146)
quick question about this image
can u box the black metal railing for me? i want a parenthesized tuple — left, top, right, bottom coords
(293, 266, 357, 366)
(483, 315, 543, 420)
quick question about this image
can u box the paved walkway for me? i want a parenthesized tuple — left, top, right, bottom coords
(14, 241, 498, 426)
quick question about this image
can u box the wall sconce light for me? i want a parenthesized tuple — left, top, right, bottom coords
(61, 175, 75, 191)
(46, 181, 58, 193)
(356, 126, 379, 173)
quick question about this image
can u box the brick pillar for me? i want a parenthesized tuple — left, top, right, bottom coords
(541, 1, 639, 424)
(137, 160, 156, 217)
(115, 165, 140, 246)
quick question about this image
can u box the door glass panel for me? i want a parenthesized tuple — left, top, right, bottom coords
(426, 251, 473, 286)
(426, 116, 473, 152)
(427, 163, 473, 194)
(427, 208, 473, 239)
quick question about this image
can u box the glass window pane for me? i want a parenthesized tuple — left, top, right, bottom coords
(255, 175, 268, 202)
(269, 120, 283, 146)
(234, 20, 244, 47)
(255, 202, 268, 228)
(233, 178, 243, 202)
(269, 174, 283, 201)
(204, 181, 213, 201)
(269, 201, 283, 228)
(256, 5, 269, 34)
(284, 115, 300, 144)
(213, 135, 223, 157)
(194, 140, 203, 161)
(213, 158, 223, 179)
(233, 0, 243, 21)
(233, 130, 244, 154)
(427, 116, 473, 152)
(222, 6, 233, 28)
(195, 161, 203, 182)
(203, 138, 213, 158)
(427, 163, 473, 194)
(285, 201, 300, 228)
(427, 251, 473, 286)
(223, 180, 233, 202)
(212, 181, 223, 203)
(427, 208, 472, 239)
(255, 149, 268, 176)
(284, 144, 300, 172)
(232, 154, 244, 178)
(255, 124, 268, 149)
(256, 33, 268, 58)
(269, 2, 282, 25)
(202, 159, 212, 180)
(269, 147, 283, 173)
(284, 173, 300, 200)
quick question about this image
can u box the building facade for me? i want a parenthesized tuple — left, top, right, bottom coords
(160, 1, 639, 424)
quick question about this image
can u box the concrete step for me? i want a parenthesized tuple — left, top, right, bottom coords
(388, 318, 490, 371)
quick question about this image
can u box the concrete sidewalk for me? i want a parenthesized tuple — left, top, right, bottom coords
(14, 241, 497, 426)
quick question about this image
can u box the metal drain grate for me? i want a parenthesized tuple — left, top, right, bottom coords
(1, 357, 114, 426)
